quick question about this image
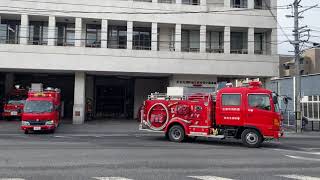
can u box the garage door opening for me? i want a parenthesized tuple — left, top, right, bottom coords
(14, 73, 75, 120)
(94, 76, 134, 119)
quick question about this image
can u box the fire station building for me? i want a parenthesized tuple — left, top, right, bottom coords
(0, 0, 279, 124)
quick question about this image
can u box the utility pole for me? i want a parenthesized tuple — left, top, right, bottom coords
(293, 0, 302, 133)
(286, 0, 316, 133)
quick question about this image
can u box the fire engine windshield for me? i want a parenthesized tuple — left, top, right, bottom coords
(24, 101, 53, 113)
(8, 100, 26, 105)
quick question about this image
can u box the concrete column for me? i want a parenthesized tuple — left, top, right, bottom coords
(175, 24, 181, 52)
(73, 72, 86, 124)
(101, 19, 108, 48)
(75, 17, 82, 47)
(48, 16, 56, 46)
(4, 73, 14, 96)
(224, 26, 230, 54)
(200, 0, 207, 6)
(248, 0, 254, 9)
(200, 25, 206, 53)
(248, 27, 255, 54)
(176, 0, 182, 4)
(127, 21, 133, 50)
(151, 22, 158, 51)
(19, 14, 29, 45)
(224, 0, 230, 8)
(271, 28, 277, 55)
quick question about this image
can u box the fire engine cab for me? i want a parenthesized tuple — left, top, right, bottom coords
(21, 85, 61, 134)
(140, 82, 283, 148)
(2, 86, 28, 120)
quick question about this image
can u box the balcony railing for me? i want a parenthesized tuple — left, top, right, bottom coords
(230, 49, 248, 54)
(0, 39, 19, 44)
(182, 47, 200, 52)
(254, 50, 264, 55)
(207, 48, 224, 53)
(28, 40, 48, 45)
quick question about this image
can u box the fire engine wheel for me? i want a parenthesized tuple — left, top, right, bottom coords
(241, 129, 262, 148)
(24, 130, 29, 134)
(168, 125, 185, 143)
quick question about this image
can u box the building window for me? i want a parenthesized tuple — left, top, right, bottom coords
(248, 94, 271, 111)
(232, 0, 247, 8)
(56, 23, 75, 46)
(231, 32, 248, 54)
(222, 94, 241, 106)
(0, 20, 20, 44)
(254, 33, 264, 55)
(29, 21, 48, 45)
(86, 24, 101, 48)
(182, 0, 200, 5)
(182, 30, 200, 52)
(108, 26, 127, 49)
(206, 31, 224, 53)
(133, 27, 151, 50)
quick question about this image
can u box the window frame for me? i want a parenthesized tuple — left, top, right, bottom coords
(248, 93, 272, 111)
(221, 93, 242, 107)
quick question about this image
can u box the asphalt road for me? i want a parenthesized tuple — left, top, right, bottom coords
(0, 120, 320, 180)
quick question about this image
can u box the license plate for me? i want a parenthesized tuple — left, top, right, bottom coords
(11, 111, 18, 116)
(33, 126, 41, 131)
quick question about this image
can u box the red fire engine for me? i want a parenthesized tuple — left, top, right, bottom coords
(2, 86, 28, 120)
(140, 82, 283, 148)
(21, 87, 61, 134)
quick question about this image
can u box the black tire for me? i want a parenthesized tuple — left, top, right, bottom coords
(24, 130, 29, 134)
(49, 129, 56, 134)
(241, 129, 263, 148)
(168, 125, 185, 142)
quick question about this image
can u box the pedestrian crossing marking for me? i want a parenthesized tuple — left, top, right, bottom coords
(92, 177, 133, 180)
(277, 175, 320, 180)
(189, 176, 234, 180)
(0, 179, 25, 180)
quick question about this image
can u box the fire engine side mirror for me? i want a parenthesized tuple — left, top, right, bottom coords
(283, 97, 292, 105)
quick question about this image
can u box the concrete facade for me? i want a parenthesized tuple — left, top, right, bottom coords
(0, 0, 278, 123)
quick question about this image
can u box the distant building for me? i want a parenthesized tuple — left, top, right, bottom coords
(279, 48, 320, 78)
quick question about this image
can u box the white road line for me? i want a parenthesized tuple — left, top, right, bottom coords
(0, 178, 25, 180)
(92, 177, 133, 180)
(188, 176, 234, 180)
(270, 148, 320, 155)
(285, 155, 320, 161)
(277, 174, 320, 180)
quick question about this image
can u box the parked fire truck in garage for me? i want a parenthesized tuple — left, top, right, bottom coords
(2, 86, 28, 120)
(140, 82, 284, 148)
(21, 86, 61, 134)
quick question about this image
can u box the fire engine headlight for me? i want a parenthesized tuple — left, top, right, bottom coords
(21, 121, 30, 126)
(45, 120, 54, 125)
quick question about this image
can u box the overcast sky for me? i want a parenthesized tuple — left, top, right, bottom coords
(277, 0, 320, 55)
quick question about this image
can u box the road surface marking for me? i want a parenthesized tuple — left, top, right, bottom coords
(270, 148, 320, 155)
(92, 177, 133, 180)
(189, 176, 234, 180)
(0, 178, 25, 180)
(277, 175, 320, 180)
(285, 155, 320, 161)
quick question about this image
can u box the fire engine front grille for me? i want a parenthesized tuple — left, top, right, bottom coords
(28, 121, 46, 126)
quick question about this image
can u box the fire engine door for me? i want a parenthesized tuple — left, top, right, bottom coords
(246, 94, 274, 127)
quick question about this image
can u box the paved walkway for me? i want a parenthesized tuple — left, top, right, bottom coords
(0, 118, 319, 138)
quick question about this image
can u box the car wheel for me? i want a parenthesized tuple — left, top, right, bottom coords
(168, 125, 185, 142)
(241, 129, 263, 148)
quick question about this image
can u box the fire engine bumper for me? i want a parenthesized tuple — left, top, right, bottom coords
(21, 125, 55, 131)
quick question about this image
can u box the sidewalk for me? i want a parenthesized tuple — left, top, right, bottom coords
(1, 118, 319, 138)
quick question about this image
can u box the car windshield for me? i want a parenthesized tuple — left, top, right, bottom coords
(8, 100, 26, 105)
(24, 100, 53, 113)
